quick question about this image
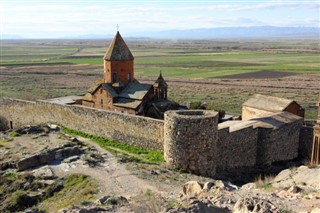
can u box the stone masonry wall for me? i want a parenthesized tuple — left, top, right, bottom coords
(0, 98, 308, 178)
(0, 98, 164, 151)
(164, 110, 218, 177)
(299, 126, 314, 160)
(216, 126, 258, 172)
(256, 119, 303, 166)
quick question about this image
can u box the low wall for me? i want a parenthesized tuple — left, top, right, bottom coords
(217, 126, 258, 172)
(0, 98, 164, 151)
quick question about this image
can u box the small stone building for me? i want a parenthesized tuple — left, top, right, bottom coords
(82, 31, 168, 115)
(242, 94, 305, 120)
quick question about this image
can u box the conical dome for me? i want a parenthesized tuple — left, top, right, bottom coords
(104, 31, 134, 61)
(154, 72, 168, 88)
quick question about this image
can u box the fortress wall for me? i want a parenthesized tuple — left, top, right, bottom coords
(164, 110, 218, 177)
(299, 126, 314, 160)
(0, 98, 164, 151)
(216, 126, 258, 172)
(256, 119, 303, 166)
(0, 98, 308, 177)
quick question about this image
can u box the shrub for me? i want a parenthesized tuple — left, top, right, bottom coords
(0, 116, 9, 131)
(189, 101, 203, 109)
(9, 131, 21, 138)
(254, 174, 275, 192)
(4, 172, 17, 181)
(206, 104, 226, 118)
(11, 190, 36, 210)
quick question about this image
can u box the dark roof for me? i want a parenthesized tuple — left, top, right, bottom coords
(118, 82, 152, 100)
(90, 82, 151, 100)
(113, 98, 142, 109)
(101, 84, 118, 97)
(88, 83, 118, 98)
(104, 31, 134, 61)
(242, 94, 297, 112)
(153, 72, 168, 88)
(87, 81, 151, 109)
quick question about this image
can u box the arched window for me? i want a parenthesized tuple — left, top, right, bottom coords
(100, 99, 104, 108)
(113, 73, 117, 82)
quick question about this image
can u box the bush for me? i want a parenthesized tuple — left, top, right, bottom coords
(0, 116, 9, 131)
(206, 104, 226, 118)
(9, 131, 21, 138)
(189, 101, 203, 109)
(4, 172, 17, 181)
(11, 190, 36, 210)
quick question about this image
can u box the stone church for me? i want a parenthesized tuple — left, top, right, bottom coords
(82, 31, 174, 118)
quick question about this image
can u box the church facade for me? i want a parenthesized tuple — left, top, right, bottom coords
(82, 31, 168, 116)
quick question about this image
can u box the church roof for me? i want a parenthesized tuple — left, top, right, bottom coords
(113, 98, 142, 109)
(104, 31, 134, 61)
(90, 82, 151, 102)
(101, 84, 118, 97)
(119, 82, 152, 100)
(88, 83, 118, 98)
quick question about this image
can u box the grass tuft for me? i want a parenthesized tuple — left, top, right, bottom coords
(255, 174, 275, 192)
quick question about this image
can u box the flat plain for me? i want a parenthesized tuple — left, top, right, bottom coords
(0, 38, 319, 119)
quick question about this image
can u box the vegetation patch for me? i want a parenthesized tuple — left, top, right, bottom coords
(8, 131, 21, 138)
(38, 174, 98, 212)
(0, 170, 97, 213)
(255, 175, 275, 192)
(3, 171, 17, 181)
(60, 126, 164, 164)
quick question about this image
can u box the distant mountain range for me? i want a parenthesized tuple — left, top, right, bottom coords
(2, 26, 319, 39)
(1, 34, 24, 39)
(133, 26, 320, 39)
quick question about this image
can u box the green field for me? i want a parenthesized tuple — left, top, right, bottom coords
(0, 39, 319, 120)
(1, 39, 319, 78)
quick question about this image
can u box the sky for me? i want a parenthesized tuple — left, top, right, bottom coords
(1, 0, 319, 38)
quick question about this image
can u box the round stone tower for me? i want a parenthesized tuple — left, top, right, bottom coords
(164, 110, 218, 177)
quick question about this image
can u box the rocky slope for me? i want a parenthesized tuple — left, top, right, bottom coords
(0, 125, 319, 212)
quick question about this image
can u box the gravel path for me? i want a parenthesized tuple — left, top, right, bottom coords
(50, 136, 175, 198)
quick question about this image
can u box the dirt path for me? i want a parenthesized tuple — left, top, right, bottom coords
(50, 136, 177, 198)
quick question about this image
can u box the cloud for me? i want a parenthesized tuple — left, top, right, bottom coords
(2, 1, 319, 38)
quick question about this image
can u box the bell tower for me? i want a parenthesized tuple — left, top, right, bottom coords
(103, 31, 134, 85)
(153, 71, 168, 100)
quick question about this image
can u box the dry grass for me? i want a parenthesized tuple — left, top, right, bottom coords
(130, 189, 173, 213)
(254, 174, 276, 192)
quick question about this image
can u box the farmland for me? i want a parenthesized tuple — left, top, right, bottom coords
(0, 38, 319, 119)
